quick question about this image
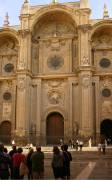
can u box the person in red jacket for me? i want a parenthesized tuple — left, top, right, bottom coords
(12, 147, 26, 179)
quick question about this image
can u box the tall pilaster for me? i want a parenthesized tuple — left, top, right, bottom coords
(78, 4, 93, 138)
(36, 79, 42, 143)
(15, 1, 31, 144)
(79, 71, 93, 137)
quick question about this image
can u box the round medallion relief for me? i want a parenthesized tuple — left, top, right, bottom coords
(99, 58, 111, 68)
(102, 88, 111, 97)
(4, 63, 14, 73)
(47, 55, 64, 70)
(3, 92, 12, 100)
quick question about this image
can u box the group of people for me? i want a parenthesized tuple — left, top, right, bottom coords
(0, 143, 72, 179)
(68, 139, 84, 151)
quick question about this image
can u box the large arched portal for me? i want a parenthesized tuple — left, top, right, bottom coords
(100, 119, 112, 144)
(46, 112, 64, 144)
(0, 121, 11, 144)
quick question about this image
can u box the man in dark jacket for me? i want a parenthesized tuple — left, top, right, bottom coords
(61, 144, 72, 179)
(0, 143, 11, 179)
(31, 146, 44, 179)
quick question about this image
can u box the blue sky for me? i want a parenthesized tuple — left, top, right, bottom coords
(0, 0, 112, 26)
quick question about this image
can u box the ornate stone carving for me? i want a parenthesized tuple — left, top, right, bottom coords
(81, 56, 89, 66)
(102, 100, 112, 116)
(78, 24, 91, 33)
(0, 40, 18, 56)
(2, 102, 11, 120)
(47, 80, 63, 87)
(92, 35, 112, 49)
(18, 77, 25, 91)
(32, 21, 76, 40)
(82, 75, 91, 88)
(18, 29, 30, 38)
(48, 90, 61, 104)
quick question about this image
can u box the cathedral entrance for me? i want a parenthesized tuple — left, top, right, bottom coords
(100, 119, 112, 144)
(0, 121, 11, 144)
(46, 112, 64, 145)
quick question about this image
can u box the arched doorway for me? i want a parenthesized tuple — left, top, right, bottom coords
(100, 119, 112, 144)
(0, 121, 11, 144)
(46, 112, 64, 144)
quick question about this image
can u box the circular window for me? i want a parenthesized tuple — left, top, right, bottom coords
(47, 56, 64, 70)
(3, 92, 12, 100)
(102, 88, 111, 97)
(99, 58, 111, 68)
(4, 63, 14, 73)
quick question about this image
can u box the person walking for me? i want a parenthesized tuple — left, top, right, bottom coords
(61, 144, 72, 179)
(31, 146, 44, 179)
(52, 146, 64, 179)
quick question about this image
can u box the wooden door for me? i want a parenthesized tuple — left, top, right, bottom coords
(0, 121, 11, 144)
(46, 112, 64, 144)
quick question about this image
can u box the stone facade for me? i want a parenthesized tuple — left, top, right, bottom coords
(0, 0, 112, 145)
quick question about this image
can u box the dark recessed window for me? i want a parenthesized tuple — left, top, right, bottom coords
(102, 88, 111, 97)
(47, 56, 64, 70)
(4, 63, 14, 73)
(99, 58, 111, 68)
(3, 92, 12, 100)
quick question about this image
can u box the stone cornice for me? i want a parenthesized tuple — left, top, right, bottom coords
(78, 24, 92, 33)
(18, 29, 31, 37)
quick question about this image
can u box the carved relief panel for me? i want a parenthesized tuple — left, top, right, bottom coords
(32, 12, 78, 75)
(0, 80, 15, 122)
(0, 38, 18, 76)
(100, 77, 112, 119)
(42, 79, 66, 110)
(91, 32, 112, 73)
(38, 38, 72, 74)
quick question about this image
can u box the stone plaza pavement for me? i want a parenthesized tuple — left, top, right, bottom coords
(7, 146, 112, 179)
(42, 146, 112, 180)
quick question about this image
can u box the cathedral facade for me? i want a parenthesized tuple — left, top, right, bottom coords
(0, 0, 112, 145)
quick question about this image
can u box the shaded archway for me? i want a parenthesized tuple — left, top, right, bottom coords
(100, 119, 112, 144)
(0, 121, 11, 144)
(46, 112, 64, 144)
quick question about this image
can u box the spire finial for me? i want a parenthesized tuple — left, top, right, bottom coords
(21, 0, 29, 15)
(24, 0, 29, 3)
(80, 0, 90, 9)
(3, 12, 9, 27)
(52, 0, 58, 3)
(103, 4, 109, 19)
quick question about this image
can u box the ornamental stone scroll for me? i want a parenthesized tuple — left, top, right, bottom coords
(82, 75, 91, 88)
(18, 77, 26, 91)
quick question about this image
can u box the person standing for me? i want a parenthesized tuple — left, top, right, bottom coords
(52, 146, 64, 179)
(9, 145, 17, 179)
(0, 143, 11, 180)
(61, 144, 72, 179)
(26, 148, 34, 179)
(31, 146, 44, 179)
(12, 147, 26, 179)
